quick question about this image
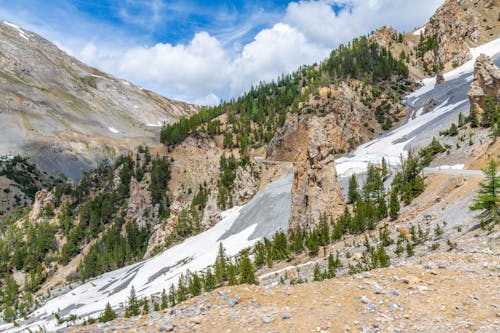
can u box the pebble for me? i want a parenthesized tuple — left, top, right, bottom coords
(391, 288, 402, 296)
(262, 316, 272, 324)
(282, 313, 292, 320)
(361, 296, 371, 304)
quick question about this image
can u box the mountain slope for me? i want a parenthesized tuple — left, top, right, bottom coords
(0, 21, 199, 181)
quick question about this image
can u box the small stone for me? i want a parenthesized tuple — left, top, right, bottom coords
(434, 316, 441, 322)
(262, 316, 272, 324)
(361, 296, 371, 304)
(191, 316, 202, 324)
(438, 264, 446, 269)
(149, 312, 161, 319)
(282, 312, 292, 320)
(391, 288, 401, 296)
(369, 303, 376, 311)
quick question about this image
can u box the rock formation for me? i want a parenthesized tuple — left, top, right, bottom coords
(422, 0, 478, 69)
(370, 26, 398, 49)
(268, 113, 345, 231)
(468, 53, 500, 124)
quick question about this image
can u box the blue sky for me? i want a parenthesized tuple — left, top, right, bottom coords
(0, 0, 442, 104)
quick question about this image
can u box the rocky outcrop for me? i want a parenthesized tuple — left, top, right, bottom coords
(421, 0, 478, 69)
(28, 189, 55, 222)
(468, 53, 500, 124)
(370, 26, 398, 49)
(268, 113, 345, 231)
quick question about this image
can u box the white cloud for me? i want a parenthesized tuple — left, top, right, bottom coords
(230, 23, 329, 95)
(114, 32, 231, 97)
(2, 0, 443, 104)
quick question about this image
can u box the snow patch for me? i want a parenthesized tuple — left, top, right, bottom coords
(436, 164, 464, 170)
(3, 21, 29, 41)
(335, 99, 468, 177)
(413, 26, 425, 36)
(108, 127, 119, 134)
(5, 174, 293, 332)
(407, 38, 500, 99)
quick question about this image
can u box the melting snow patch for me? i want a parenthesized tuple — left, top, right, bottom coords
(436, 164, 464, 170)
(413, 26, 425, 36)
(3, 21, 29, 40)
(108, 127, 119, 134)
(5, 174, 293, 332)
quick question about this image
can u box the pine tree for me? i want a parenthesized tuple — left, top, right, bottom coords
(469, 105, 479, 128)
(168, 284, 177, 306)
(327, 253, 336, 278)
(348, 174, 360, 204)
(189, 272, 202, 296)
(142, 299, 149, 315)
(161, 289, 168, 309)
(389, 190, 400, 220)
(215, 243, 228, 284)
(469, 159, 499, 229)
(406, 241, 414, 257)
(381, 157, 388, 180)
(125, 286, 140, 317)
(313, 263, 323, 281)
(239, 251, 257, 284)
(203, 268, 216, 291)
(376, 245, 390, 268)
(227, 263, 238, 286)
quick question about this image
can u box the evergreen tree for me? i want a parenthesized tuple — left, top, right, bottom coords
(313, 263, 323, 281)
(168, 284, 177, 306)
(161, 289, 168, 310)
(239, 251, 257, 284)
(406, 241, 414, 257)
(327, 253, 336, 278)
(142, 299, 149, 315)
(125, 286, 140, 317)
(469, 105, 479, 128)
(347, 174, 360, 204)
(203, 268, 216, 291)
(188, 272, 202, 297)
(227, 263, 238, 286)
(389, 190, 400, 220)
(99, 302, 117, 323)
(214, 243, 228, 284)
(376, 245, 390, 268)
(469, 159, 499, 229)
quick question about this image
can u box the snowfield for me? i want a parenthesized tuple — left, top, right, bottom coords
(335, 38, 500, 177)
(2, 174, 293, 332)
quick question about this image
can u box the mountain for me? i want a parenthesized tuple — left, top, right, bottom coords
(0, 21, 199, 182)
(0, 0, 498, 331)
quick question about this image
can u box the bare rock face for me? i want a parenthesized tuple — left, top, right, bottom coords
(29, 189, 55, 222)
(435, 72, 445, 85)
(370, 26, 398, 49)
(268, 113, 345, 231)
(233, 165, 259, 205)
(126, 176, 158, 229)
(423, 0, 478, 69)
(468, 53, 500, 123)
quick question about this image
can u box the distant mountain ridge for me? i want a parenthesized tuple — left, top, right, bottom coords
(0, 21, 199, 181)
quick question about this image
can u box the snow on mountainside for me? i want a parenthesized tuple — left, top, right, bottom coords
(335, 38, 500, 178)
(1, 174, 293, 332)
(5, 36, 499, 333)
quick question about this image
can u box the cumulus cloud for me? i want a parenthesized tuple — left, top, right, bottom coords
(47, 0, 443, 104)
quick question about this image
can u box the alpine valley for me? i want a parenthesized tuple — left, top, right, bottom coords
(0, 1, 498, 332)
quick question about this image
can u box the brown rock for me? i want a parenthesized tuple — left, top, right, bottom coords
(467, 53, 500, 125)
